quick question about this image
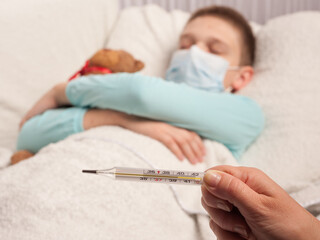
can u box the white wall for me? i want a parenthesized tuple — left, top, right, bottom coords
(120, 0, 320, 23)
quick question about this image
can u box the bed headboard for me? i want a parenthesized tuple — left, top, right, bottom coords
(119, 0, 320, 23)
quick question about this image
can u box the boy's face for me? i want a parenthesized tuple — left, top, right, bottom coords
(179, 16, 245, 89)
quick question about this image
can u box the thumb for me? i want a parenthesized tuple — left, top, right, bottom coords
(203, 170, 260, 213)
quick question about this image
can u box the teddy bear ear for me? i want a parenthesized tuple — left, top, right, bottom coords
(134, 60, 144, 71)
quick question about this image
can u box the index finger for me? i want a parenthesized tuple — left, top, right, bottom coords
(190, 132, 206, 156)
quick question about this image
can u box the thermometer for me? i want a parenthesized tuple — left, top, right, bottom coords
(82, 166, 204, 185)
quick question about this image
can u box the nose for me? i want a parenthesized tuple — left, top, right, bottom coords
(195, 42, 209, 53)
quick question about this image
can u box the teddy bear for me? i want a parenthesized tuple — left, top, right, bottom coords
(68, 49, 144, 80)
(10, 49, 144, 165)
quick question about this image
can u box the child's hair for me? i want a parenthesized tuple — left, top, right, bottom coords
(188, 5, 255, 66)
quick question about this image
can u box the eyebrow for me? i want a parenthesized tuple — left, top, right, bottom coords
(179, 34, 195, 43)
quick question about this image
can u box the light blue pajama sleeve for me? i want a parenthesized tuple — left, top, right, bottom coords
(66, 73, 264, 159)
(17, 107, 87, 153)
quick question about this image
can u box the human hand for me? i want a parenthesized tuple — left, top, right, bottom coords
(201, 165, 320, 240)
(121, 116, 206, 164)
(19, 82, 70, 130)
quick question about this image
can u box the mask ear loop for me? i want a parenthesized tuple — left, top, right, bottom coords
(224, 87, 233, 93)
(228, 66, 241, 71)
(224, 66, 241, 93)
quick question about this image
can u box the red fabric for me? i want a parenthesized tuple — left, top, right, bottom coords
(68, 60, 112, 81)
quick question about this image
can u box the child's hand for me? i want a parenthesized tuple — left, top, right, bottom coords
(121, 116, 206, 164)
(19, 82, 70, 129)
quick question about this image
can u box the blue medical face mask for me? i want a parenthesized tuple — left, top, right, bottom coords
(165, 45, 238, 92)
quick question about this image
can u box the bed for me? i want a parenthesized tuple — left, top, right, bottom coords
(1, 0, 320, 239)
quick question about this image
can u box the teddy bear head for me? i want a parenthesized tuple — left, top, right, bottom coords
(68, 49, 145, 81)
(88, 49, 144, 74)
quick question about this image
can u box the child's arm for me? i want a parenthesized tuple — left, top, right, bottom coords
(20, 72, 264, 159)
(18, 107, 205, 164)
(66, 73, 264, 158)
(64, 73, 264, 159)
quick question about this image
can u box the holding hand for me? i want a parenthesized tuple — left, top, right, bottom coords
(121, 116, 206, 164)
(201, 165, 320, 240)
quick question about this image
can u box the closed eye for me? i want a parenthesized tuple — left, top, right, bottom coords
(179, 35, 195, 49)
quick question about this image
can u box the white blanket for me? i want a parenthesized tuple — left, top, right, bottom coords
(0, 127, 236, 240)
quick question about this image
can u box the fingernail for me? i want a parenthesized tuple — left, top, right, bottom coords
(217, 202, 231, 212)
(204, 170, 221, 187)
(234, 226, 248, 239)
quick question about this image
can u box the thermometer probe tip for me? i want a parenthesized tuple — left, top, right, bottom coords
(82, 170, 97, 174)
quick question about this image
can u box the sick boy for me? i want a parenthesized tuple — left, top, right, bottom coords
(17, 6, 264, 164)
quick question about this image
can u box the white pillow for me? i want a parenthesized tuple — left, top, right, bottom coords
(0, 0, 119, 150)
(240, 12, 320, 192)
(106, 4, 190, 77)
